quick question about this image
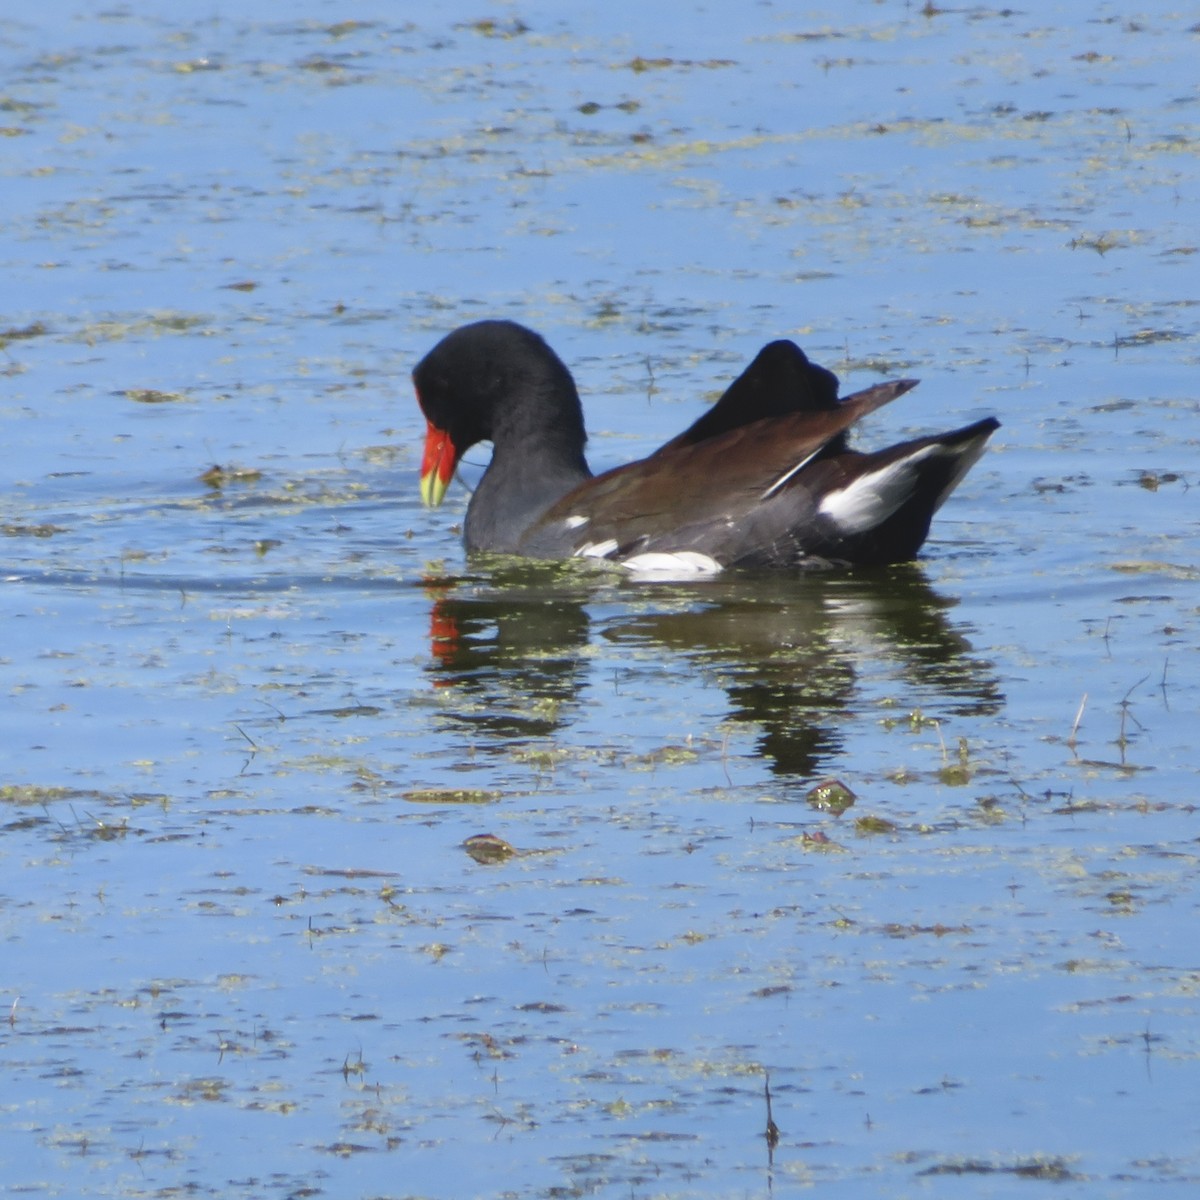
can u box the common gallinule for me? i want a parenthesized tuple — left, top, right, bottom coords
(416, 320, 999, 574)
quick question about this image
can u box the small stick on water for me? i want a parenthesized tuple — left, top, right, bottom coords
(1121, 674, 1149, 710)
(764, 1070, 780, 1159)
(1068, 694, 1087, 755)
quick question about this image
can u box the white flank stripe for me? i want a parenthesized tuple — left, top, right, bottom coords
(761, 447, 822, 500)
(621, 551, 723, 580)
(564, 514, 589, 530)
(574, 538, 620, 559)
(817, 444, 944, 534)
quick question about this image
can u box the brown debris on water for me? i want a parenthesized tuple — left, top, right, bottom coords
(806, 778, 857, 815)
(199, 463, 264, 488)
(463, 833, 517, 864)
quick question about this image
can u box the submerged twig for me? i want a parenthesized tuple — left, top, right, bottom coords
(1116, 674, 1149, 763)
(764, 1070, 780, 1161)
(1120, 674, 1149, 712)
(1142, 1021, 1158, 1084)
(257, 698, 289, 723)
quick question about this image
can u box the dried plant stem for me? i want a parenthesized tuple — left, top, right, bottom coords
(1068, 694, 1087, 754)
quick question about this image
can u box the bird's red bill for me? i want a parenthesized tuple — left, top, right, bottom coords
(420, 419, 459, 508)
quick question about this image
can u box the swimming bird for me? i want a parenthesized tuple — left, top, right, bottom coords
(415, 320, 998, 575)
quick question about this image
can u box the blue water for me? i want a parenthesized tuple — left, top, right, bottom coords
(2, 2, 1199, 1197)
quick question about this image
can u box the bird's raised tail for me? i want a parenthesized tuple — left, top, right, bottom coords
(792, 416, 1001, 566)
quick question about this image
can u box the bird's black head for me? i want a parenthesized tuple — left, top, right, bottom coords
(413, 319, 580, 452)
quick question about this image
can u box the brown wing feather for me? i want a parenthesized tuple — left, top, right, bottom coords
(523, 379, 916, 556)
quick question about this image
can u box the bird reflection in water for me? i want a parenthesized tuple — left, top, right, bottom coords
(423, 563, 1001, 780)
(423, 565, 593, 741)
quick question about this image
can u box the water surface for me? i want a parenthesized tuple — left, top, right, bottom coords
(2, 2, 1198, 1197)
